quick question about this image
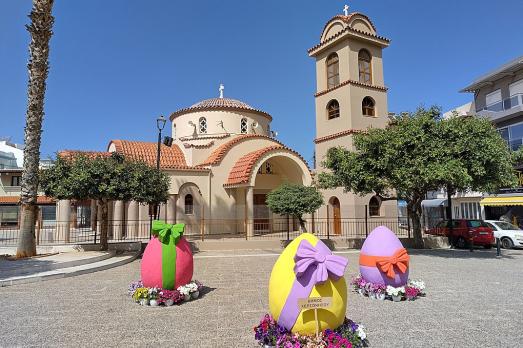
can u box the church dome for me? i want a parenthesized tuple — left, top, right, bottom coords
(191, 97, 252, 109)
(170, 97, 272, 121)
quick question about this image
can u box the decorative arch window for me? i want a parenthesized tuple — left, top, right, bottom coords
(327, 100, 340, 120)
(369, 196, 381, 217)
(265, 162, 272, 174)
(362, 97, 375, 116)
(184, 194, 194, 215)
(257, 161, 273, 174)
(199, 117, 207, 134)
(240, 118, 248, 134)
(326, 53, 340, 88)
(358, 49, 372, 84)
(173, 124, 177, 139)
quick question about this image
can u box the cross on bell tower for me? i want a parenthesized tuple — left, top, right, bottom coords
(343, 4, 349, 16)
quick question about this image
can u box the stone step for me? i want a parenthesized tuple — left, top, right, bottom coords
(0, 251, 116, 277)
(0, 251, 139, 287)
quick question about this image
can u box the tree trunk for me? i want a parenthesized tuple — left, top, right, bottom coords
(298, 216, 307, 232)
(408, 196, 425, 249)
(99, 199, 109, 251)
(17, 0, 55, 258)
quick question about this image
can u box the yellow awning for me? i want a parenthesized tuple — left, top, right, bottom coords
(480, 196, 523, 206)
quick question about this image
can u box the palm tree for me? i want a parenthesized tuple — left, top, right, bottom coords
(17, 0, 55, 258)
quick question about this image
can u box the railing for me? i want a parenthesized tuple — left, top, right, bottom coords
(479, 93, 523, 113)
(0, 217, 413, 246)
(1, 186, 21, 194)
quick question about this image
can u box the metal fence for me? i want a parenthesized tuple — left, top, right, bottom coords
(0, 217, 413, 246)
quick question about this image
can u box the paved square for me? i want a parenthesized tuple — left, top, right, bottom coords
(1, 248, 523, 347)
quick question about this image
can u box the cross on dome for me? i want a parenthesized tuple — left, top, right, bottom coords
(343, 4, 349, 16)
(219, 83, 224, 99)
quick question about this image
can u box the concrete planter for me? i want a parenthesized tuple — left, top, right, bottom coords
(376, 293, 386, 300)
(391, 295, 402, 302)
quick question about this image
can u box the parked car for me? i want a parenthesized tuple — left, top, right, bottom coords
(485, 220, 523, 249)
(426, 219, 495, 249)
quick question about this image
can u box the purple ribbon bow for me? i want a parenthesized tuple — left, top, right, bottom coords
(277, 239, 348, 331)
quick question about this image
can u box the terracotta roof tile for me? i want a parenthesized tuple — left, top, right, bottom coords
(314, 129, 366, 144)
(58, 150, 111, 159)
(224, 145, 310, 187)
(110, 140, 190, 169)
(315, 79, 388, 97)
(0, 196, 54, 205)
(170, 97, 272, 121)
(320, 13, 377, 40)
(309, 14, 390, 56)
(198, 134, 284, 167)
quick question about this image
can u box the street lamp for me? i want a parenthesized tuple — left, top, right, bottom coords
(150, 115, 167, 226)
(156, 115, 166, 171)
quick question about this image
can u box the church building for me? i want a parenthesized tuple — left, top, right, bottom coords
(310, 6, 398, 234)
(2, 6, 398, 240)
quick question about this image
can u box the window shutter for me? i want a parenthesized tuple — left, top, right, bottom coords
(509, 79, 523, 96)
(486, 89, 501, 106)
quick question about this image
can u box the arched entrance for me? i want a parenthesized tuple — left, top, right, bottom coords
(329, 197, 341, 235)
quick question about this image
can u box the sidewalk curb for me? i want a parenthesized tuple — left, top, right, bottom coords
(0, 250, 140, 287)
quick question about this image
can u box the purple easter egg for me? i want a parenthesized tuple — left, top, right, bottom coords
(359, 226, 409, 286)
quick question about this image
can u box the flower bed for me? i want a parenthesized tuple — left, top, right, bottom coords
(350, 274, 425, 301)
(253, 314, 368, 348)
(128, 280, 203, 306)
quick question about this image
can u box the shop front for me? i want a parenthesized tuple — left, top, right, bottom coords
(481, 195, 523, 228)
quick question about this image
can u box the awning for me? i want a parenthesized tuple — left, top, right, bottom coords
(480, 196, 523, 206)
(421, 198, 447, 208)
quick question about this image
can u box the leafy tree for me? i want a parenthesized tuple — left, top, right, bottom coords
(17, 0, 55, 258)
(266, 183, 324, 232)
(40, 153, 170, 250)
(319, 106, 517, 248)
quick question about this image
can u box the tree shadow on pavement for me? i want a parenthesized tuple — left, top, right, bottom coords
(407, 248, 518, 260)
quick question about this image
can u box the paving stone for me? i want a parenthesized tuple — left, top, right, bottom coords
(0, 248, 522, 347)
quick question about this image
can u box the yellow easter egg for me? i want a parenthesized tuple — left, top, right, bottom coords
(269, 233, 347, 335)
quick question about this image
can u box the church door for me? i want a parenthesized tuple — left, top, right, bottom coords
(331, 197, 341, 235)
(253, 194, 270, 234)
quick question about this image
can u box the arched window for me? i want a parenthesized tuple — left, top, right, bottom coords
(240, 118, 248, 134)
(265, 162, 272, 174)
(199, 117, 207, 134)
(326, 53, 340, 88)
(184, 194, 194, 215)
(327, 100, 340, 120)
(369, 196, 381, 217)
(358, 49, 372, 84)
(362, 97, 375, 116)
(173, 124, 176, 139)
(257, 161, 273, 174)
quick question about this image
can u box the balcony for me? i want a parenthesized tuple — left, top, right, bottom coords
(0, 185, 21, 196)
(477, 93, 523, 123)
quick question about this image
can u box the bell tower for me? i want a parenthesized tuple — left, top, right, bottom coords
(309, 6, 395, 220)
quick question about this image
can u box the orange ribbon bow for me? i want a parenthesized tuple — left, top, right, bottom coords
(359, 248, 410, 279)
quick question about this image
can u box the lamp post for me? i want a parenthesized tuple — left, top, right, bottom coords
(153, 115, 167, 223)
(156, 115, 166, 171)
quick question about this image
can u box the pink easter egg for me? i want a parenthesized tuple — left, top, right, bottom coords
(359, 226, 409, 287)
(141, 236, 193, 289)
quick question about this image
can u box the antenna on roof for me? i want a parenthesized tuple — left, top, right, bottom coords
(343, 4, 349, 16)
(219, 83, 224, 99)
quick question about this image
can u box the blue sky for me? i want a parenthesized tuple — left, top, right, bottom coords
(1, 0, 523, 165)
